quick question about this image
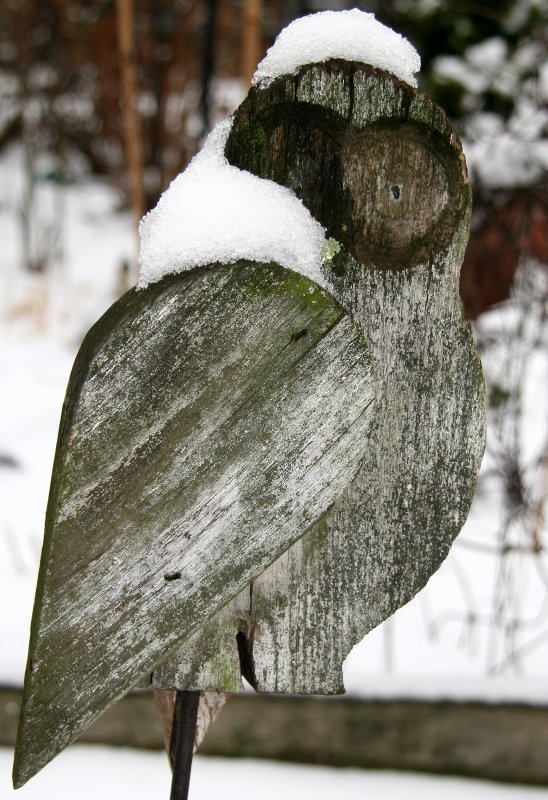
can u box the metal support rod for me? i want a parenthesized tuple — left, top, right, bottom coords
(169, 690, 200, 800)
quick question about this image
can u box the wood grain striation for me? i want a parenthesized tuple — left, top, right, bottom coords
(153, 61, 485, 694)
(14, 262, 375, 786)
(15, 59, 486, 789)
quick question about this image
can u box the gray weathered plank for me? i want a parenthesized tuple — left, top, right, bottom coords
(153, 62, 485, 693)
(4, 688, 548, 787)
(202, 695, 548, 787)
(14, 261, 374, 787)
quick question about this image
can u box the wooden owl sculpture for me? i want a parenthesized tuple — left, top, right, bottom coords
(14, 19, 485, 790)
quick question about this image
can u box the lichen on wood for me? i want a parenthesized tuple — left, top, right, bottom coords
(13, 261, 375, 787)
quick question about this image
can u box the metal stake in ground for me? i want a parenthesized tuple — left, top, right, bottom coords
(169, 691, 200, 800)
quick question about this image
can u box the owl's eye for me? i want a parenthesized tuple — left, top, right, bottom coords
(227, 97, 468, 273)
(342, 125, 452, 265)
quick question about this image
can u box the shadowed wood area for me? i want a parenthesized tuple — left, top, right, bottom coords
(13, 261, 375, 787)
(3, 688, 548, 786)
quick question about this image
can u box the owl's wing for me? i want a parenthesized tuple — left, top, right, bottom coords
(14, 260, 375, 788)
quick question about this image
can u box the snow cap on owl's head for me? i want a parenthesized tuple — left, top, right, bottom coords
(252, 10, 420, 89)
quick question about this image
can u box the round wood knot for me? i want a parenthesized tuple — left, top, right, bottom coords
(341, 124, 454, 268)
(226, 62, 470, 273)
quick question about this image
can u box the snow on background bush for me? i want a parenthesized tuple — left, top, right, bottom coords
(434, 35, 548, 189)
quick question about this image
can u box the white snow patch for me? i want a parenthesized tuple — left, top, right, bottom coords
(464, 132, 546, 188)
(464, 114, 548, 188)
(344, 672, 548, 706)
(433, 55, 490, 95)
(2, 748, 548, 800)
(540, 62, 548, 102)
(252, 10, 420, 89)
(137, 118, 330, 291)
(463, 93, 548, 189)
(466, 37, 509, 73)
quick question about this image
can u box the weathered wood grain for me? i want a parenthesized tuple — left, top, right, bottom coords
(154, 62, 485, 693)
(13, 262, 375, 787)
(15, 60, 486, 790)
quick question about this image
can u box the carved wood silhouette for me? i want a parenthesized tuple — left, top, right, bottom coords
(14, 58, 485, 791)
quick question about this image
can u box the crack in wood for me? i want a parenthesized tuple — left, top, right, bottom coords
(236, 583, 257, 690)
(236, 628, 257, 691)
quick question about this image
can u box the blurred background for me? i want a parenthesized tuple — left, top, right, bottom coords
(0, 0, 547, 796)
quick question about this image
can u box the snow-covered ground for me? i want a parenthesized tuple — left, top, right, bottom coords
(2, 747, 548, 800)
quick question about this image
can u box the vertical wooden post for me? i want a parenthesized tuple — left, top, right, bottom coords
(116, 0, 145, 229)
(241, 0, 262, 87)
(200, 0, 219, 136)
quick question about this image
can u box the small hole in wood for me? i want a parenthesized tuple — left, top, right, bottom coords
(164, 571, 182, 581)
(291, 328, 307, 342)
(391, 184, 401, 200)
